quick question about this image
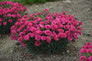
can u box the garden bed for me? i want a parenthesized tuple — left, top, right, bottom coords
(0, 0, 92, 61)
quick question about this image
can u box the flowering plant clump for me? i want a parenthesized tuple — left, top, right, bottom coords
(80, 42, 92, 61)
(11, 9, 82, 53)
(0, 1, 27, 34)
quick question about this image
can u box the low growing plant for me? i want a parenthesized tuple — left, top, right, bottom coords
(11, 9, 82, 53)
(80, 42, 92, 61)
(0, 1, 27, 34)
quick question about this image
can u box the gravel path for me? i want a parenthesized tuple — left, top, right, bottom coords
(0, 0, 92, 61)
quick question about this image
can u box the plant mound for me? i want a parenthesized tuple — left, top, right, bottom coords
(11, 9, 82, 53)
(0, 1, 27, 34)
(80, 42, 92, 61)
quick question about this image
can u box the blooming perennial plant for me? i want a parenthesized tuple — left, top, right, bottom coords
(0, 1, 27, 34)
(80, 42, 92, 61)
(11, 9, 82, 53)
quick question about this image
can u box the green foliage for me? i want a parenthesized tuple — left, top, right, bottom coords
(26, 0, 35, 4)
(37, 0, 46, 3)
(10, 0, 26, 5)
(27, 38, 69, 53)
(47, 0, 56, 1)
(0, 0, 56, 5)
(0, 0, 4, 2)
(0, 18, 17, 34)
(0, 0, 26, 5)
(23, 0, 46, 4)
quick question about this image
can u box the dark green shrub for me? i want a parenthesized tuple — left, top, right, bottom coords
(47, 0, 56, 1)
(10, 0, 26, 5)
(0, 0, 56, 5)
(26, 0, 35, 4)
(37, 0, 46, 3)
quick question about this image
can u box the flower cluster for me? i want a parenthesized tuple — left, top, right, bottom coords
(0, 1, 27, 34)
(80, 42, 92, 61)
(11, 9, 82, 48)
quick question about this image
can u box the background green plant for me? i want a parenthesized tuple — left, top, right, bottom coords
(0, 0, 57, 5)
(0, 0, 26, 5)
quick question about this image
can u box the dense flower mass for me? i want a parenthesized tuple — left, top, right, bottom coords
(0, 1, 27, 34)
(11, 9, 82, 48)
(80, 42, 92, 61)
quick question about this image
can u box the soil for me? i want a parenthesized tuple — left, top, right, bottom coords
(0, 0, 92, 61)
